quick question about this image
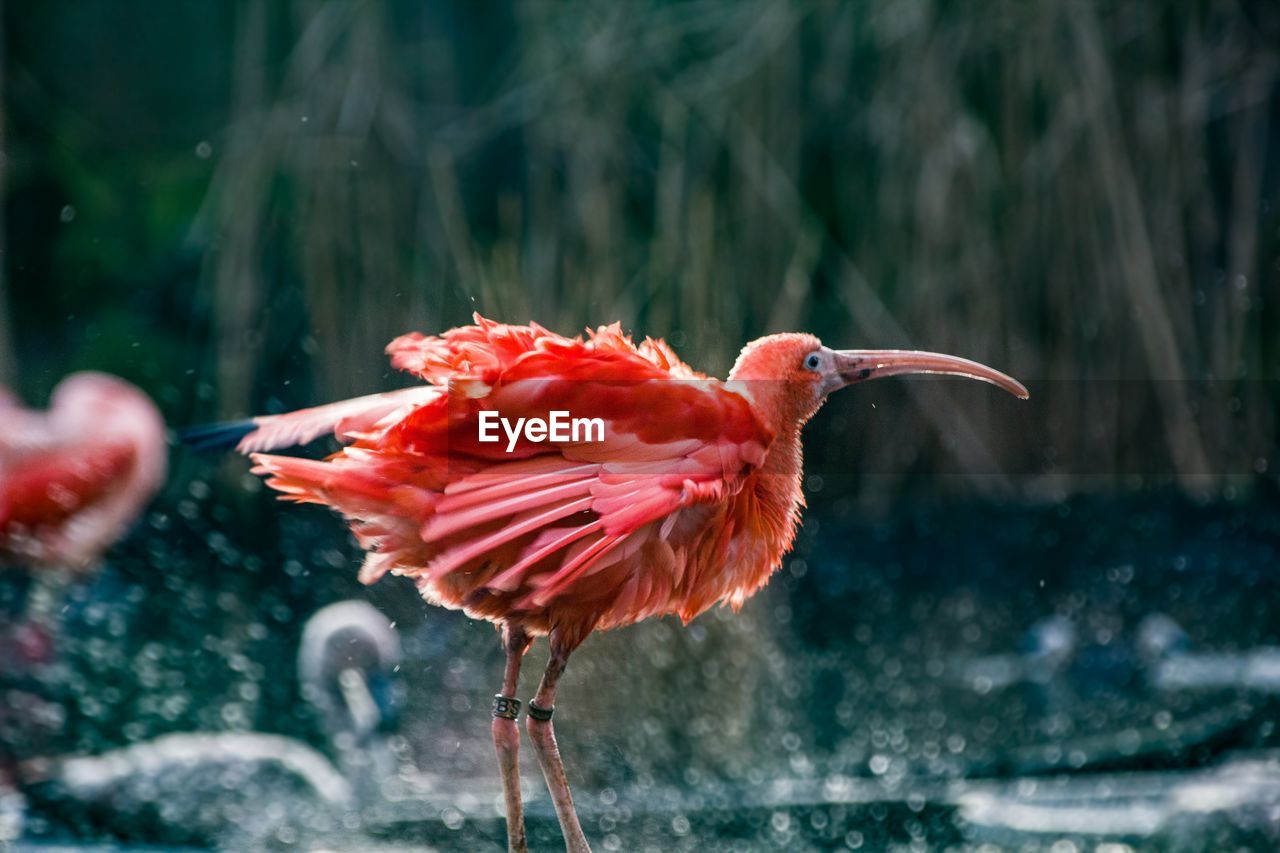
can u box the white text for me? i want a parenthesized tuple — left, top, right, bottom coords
(477, 410, 605, 452)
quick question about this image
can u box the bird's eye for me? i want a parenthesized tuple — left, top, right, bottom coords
(803, 352, 822, 371)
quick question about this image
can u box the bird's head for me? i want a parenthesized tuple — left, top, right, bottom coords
(728, 333, 1028, 428)
(298, 600, 404, 745)
(51, 372, 166, 441)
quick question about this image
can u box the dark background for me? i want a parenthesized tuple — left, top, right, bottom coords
(4, 0, 1279, 501)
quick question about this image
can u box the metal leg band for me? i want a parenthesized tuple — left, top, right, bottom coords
(526, 701, 554, 721)
(492, 694, 521, 720)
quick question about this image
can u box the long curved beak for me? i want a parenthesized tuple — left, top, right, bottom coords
(834, 349, 1029, 399)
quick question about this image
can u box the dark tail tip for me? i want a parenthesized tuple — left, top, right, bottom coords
(177, 419, 257, 453)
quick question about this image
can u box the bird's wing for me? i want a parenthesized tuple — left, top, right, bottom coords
(415, 372, 771, 599)
(0, 444, 135, 526)
(219, 315, 697, 455)
(384, 312, 706, 385)
(226, 386, 444, 453)
(0, 442, 137, 565)
(253, 378, 769, 612)
(249, 317, 772, 623)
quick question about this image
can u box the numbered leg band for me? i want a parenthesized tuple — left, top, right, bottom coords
(492, 694, 521, 720)
(526, 701, 554, 721)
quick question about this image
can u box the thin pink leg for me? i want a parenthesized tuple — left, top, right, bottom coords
(526, 634, 591, 853)
(493, 624, 531, 853)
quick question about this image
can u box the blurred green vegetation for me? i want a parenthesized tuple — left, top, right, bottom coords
(3, 0, 1278, 501)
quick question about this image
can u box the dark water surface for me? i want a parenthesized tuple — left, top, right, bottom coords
(5, 484, 1280, 850)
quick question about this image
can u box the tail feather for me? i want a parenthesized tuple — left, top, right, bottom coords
(178, 387, 442, 456)
(177, 420, 257, 453)
(249, 454, 336, 505)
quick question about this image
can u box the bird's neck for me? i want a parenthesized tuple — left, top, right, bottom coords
(760, 420, 804, 480)
(746, 421, 806, 554)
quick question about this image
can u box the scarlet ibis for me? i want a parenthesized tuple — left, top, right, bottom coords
(200, 316, 1027, 852)
(0, 372, 166, 574)
(0, 370, 166, 780)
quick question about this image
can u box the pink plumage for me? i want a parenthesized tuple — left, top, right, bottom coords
(0, 372, 167, 570)
(245, 316, 783, 648)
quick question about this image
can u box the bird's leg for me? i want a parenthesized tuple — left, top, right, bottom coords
(526, 634, 591, 853)
(493, 624, 532, 853)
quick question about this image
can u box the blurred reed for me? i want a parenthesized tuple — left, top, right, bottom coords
(51, 0, 1280, 502)
(0, 0, 12, 385)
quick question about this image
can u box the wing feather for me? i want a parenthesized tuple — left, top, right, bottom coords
(236, 386, 442, 453)
(247, 316, 775, 630)
(423, 477, 596, 541)
(425, 495, 597, 580)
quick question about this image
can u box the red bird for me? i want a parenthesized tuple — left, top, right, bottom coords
(0, 372, 167, 572)
(211, 316, 1027, 852)
(0, 371, 166, 698)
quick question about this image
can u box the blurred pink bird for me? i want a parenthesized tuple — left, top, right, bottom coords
(0, 373, 164, 808)
(0, 372, 167, 572)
